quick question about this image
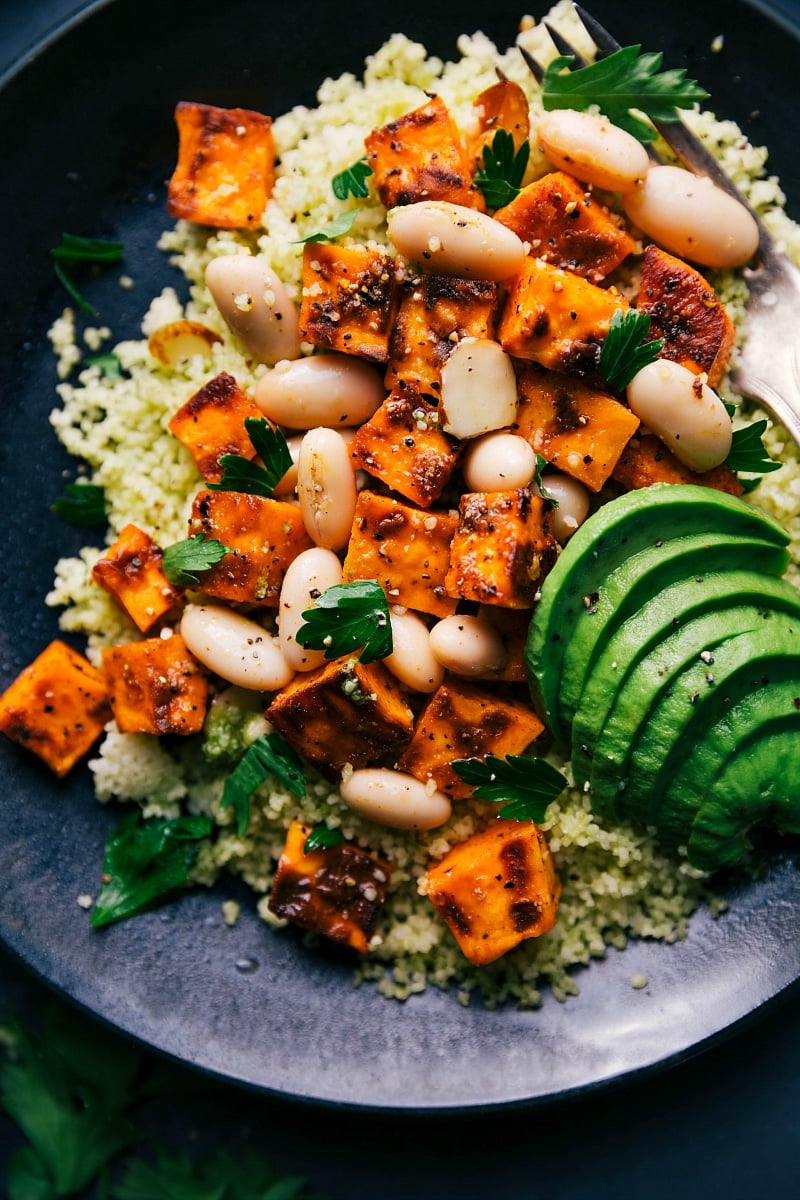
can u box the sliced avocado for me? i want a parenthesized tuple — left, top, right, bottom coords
(526, 483, 788, 744)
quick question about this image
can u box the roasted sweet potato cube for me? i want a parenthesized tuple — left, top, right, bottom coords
(494, 171, 635, 281)
(267, 656, 414, 778)
(514, 364, 640, 493)
(102, 633, 207, 736)
(419, 819, 561, 965)
(365, 94, 483, 210)
(350, 384, 459, 507)
(342, 490, 458, 618)
(396, 679, 545, 799)
(268, 820, 391, 953)
(468, 78, 531, 168)
(167, 101, 275, 229)
(480, 606, 531, 682)
(0, 641, 110, 777)
(385, 273, 498, 395)
(92, 524, 182, 633)
(445, 488, 558, 609)
(168, 372, 263, 482)
(612, 433, 744, 496)
(298, 244, 398, 363)
(497, 257, 629, 372)
(188, 490, 313, 605)
(636, 245, 736, 387)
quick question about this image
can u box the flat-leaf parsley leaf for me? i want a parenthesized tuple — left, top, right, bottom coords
(297, 209, 361, 244)
(296, 580, 392, 664)
(452, 754, 567, 822)
(332, 158, 374, 201)
(304, 824, 346, 853)
(50, 233, 124, 316)
(221, 733, 306, 836)
(474, 128, 530, 208)
(51, 481, 107, 527)
(725, 418, 782, 477)
(598, 309, 664, 391)
(209, 416, 293, 497)
(162, 533, 230, 587)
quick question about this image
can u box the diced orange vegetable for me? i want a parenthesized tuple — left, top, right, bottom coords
(396, 678, 545, 799)
(497, 256, 629, 372)
(298, 244, 398, 363)
(612, 432, 744, 496)
(92, 524, 182, 633)
(385, 273, 498, 396)
(0, 641, 110, 777)
(342, 490, 458, 618)
(102, 633, 207, 736)
(445, 487, 558, 608)
(188, 490, 313, 605)
(168, 372, 263, 483)
(636, 245, 736, 387)
(419, 819, 561, 965)
(167, 101, 275, 229)
(494, 171, 635, 281)
(148, 320, 222, 366)
(268, 820, 391, 953)
(479, 606, 531, 682)
(514, 364, 640, 492)
(267, 656, 414, 779)
(365, 94, 483, 210)
(468, 78, 531, 167)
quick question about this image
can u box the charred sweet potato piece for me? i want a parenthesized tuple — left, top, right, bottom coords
(298, 244, 398, 363)
(102, 633, 207, 736)
(497, 257, 629, 372)
(0, 641, 110, 777)
(350, 383, 459, 507)
(365, 94, 483, 210)
(612, 432, 744, 496)
(168, 372, 263, 483)
(268, 820, 391, 953)
(267, 656, 414, 779)
(188, 490, 313, 605)
(445, 488, 558, 609)
(468, 77, 531, 166)
(636, 245, 735, 386)
(494, 171, 635, 281)
(92, 524, 182, 633)
(419, 819, 561, 965)
(479, 606, 531, 682)
(342, 490, 458, 618)
(167, 101, 275, 229)
(396, 679, 545, 799)
(514, 364, 640, 492)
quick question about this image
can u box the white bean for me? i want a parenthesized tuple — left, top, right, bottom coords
(297, 427, 358, 550)
(340, 767, 452, 830)
(626, 359, 733, 471)
(429, 614, 508, 676)
(278, 547, 343, 671)
(205, 254, 301, 365)
(538, 472, 590, 541)
(384, 609, 445, 693)
(623, 165, 759, 268)
(180, 604, 294, 691)
(440, 338, 519, 440)
(147, 320, 221, 365)
(387, 201, 526, 281)
(536, 109, 650, 193)
(462, 431, 536, 491)
(254, 353, 385, 429)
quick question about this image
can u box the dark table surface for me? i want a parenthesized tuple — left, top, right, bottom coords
(3, 2, 800, 1197)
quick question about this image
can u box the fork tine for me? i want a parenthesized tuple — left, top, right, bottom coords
(518, 44, 544, 84)
(542, 21, 591, 69)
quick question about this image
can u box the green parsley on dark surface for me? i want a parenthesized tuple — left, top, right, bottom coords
(90, 812, 213, 928)
(221, 733, 306, 836)
(542, 45, 709, 143)
(597, 309, 664, 391)
(474, 128, 531, 208)
(534, 454, 560, 507)
(296, 580, 392, 664)
(209, 416, 293, 497)
(725, 418, 782, 477)
(162, 533, 230, 587)
(297, 209, 361, 244)
(85, 351, 123, 379)
(113, 1145, 312, 1200)
(51, 481, 107, 527)
(332, 158, 374, 201)
(452, 754, 567, 822)
(304, 825, 347, 853)
(50, 233, 125, 316)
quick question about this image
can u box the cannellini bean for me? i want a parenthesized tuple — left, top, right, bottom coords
(278, 546, 343, 671)
(429, 614, 508, 676)
(538, 472, 590, 541)
(254, 353, 384, 429)
(297, 427, 358, 550)
(626, 359, 733, 471)
(148, 319, 221, 364)
(536, 109, 650, 193)
(205, 254, 301, 365)
(384, 609, 445, 693)
(387, 200, 525, 281)
(462, 431, 536, 491)
(180, 604, 294, 691)
(340, 767, 452, 830)
(623, 165, 759, 268)
(440, 338, 518, 440)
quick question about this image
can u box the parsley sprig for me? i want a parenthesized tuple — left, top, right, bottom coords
(210, 416, 293, 497)
(332, 157, 374, 200)
(725, 418, 782, 478)
(297, 209, 360, 244)
(304, 824, 346, 853)
(452, 754, 567, 822)
(542, 45, 709, 143)
(50, 233, 125, 315)
(474, 128, 530, 208)
(598, 309, 664, 391)
(534, 454, 560, 507)
(221, 732, 306, 836)
(162, 533, 230, 587)
(296, 580, 392, 664)
(51, 481, 107, 527)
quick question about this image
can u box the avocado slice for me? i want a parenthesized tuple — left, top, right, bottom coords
(526, 483, 788, 744)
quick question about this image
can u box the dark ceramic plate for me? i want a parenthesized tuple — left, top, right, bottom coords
(1, 0, 800, 1110)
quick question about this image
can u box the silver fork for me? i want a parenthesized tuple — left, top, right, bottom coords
(520, 3, 800, 449)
